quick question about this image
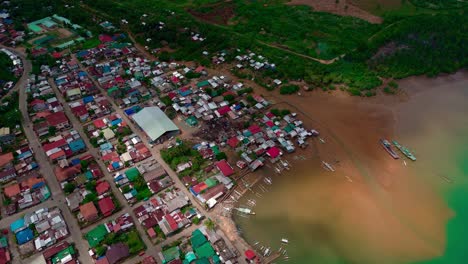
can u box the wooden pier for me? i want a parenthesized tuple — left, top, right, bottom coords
(263, 251, 282, 263)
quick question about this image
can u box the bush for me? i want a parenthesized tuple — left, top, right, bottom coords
(223, 94, 235, 103)
(348, 88, 361, 96)
(388, 81, 398, 89)
(237, 87, 253, 96)
(160, 96, 173, 106)
(215, 152, 227, 161)
(383, 87, 395, 94)
(280, 84, 300, 95)
(64, 183, 76, 194)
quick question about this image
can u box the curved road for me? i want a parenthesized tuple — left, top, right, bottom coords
(0, 46, 94, 264)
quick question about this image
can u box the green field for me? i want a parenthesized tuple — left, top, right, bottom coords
(12, 0, 468, 95)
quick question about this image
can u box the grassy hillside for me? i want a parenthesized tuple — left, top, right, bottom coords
(11, 0, 468, 95)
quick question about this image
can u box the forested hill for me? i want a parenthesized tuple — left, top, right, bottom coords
(9, 0, 468, 95)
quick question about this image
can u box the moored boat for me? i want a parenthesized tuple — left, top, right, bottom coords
(392, 140, 416, 161)
(235, 207, 256, 215)
(380, 139, 399, 159)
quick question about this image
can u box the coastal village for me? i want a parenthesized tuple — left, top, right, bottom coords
(0, 9, 337, 264)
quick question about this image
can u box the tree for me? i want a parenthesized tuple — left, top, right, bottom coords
(85, 180, 97, 191)
(215, 152, 227, 161)
(64, 183, 76, 194)
(204, 218, 216, 231)
(192, 217, 200, 225)
(223, 94, 235, 103)
(80, 160, 89, 172)
(82, 193, 98, 203)
(48, 126, 57, 136)
(95, 245, 107, 256)
(279, 84, 300, 95)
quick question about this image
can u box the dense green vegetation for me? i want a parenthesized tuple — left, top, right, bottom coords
(409, 0, 468, 9)
(161, 141, 204, 176)
(11, 0, 468, 96)
(280, 84, 300, 95)
(0, 53, 16, 83)
(0, 92, 21, 128)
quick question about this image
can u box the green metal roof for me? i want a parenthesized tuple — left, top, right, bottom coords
(204, 178, 218, 188)
(191, 229, 207, 248)
(162, 246, 180, 263)
(211, 146, 220, 155)
(186, 116, 198, 126)
(85, 224, 108, 248)
(185, 251, 197, 263)
(195, 257, 210, 264)
(0, 236, 8, 248)
(28, 24, 42, 33)
(195, 242, 215, 259)
(125, 167, 140, 182)
(196, 80, 210, 88)
(52, 246, 75, 264)
(132, 107, 179, 142)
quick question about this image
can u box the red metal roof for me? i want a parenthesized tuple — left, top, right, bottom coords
(93, 119, 106, 128)
(192, 182, 208, 194)
(43, 139, 67, 152)
(98, 197, 115, 216)
(45, 111, 68, 126)
(216, 159, 234, 177)
(266, 147, 281, 158)
(248, 124, 262, 135)
(216, 105, 231, 116)
(245, 249, 257, 260)
(227, 137, 240, 148)
(164, 214, 178, 231)
(96, 181, 110, 195)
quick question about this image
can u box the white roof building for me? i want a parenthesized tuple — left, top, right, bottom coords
(132, 107, 179, 142)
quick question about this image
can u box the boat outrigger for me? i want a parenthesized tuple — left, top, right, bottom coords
(322, 161, 335, 172)
(392, 140, 416, 161)
(380, 139, 399, 159)
(234, 207, 256, 215)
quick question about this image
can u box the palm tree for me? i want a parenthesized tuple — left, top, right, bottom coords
(204, 218, 216, 231)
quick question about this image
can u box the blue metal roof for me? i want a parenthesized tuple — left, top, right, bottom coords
(110, 118, 122, 126)
(100, 142, 113, 151)
(16, 228, 33, 245)
(112, 162, 121, 169)
(83, 95, 94, 104)
(77, 50, 89, 58)
(69, 139, 86, 152)
(10, 219, 25, 233)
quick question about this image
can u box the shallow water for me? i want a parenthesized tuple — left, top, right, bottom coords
(234, 72, 468, 263)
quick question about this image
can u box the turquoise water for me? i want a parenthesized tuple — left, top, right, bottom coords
(417, 146, 468, 264)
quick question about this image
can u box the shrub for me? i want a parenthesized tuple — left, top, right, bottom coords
(280, 84, 300, 95)
(383, 87, 395, 94)
(215, 152, 227, 161)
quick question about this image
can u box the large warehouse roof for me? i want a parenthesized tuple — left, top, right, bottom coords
(132, 107, 179, 141)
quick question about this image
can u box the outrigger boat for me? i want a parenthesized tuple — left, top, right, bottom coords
(392, 140, 416, 161)
(235, 207, 256, 215)
(380, 139, 399, 159)
(322, 161, 335, 172)
(281, 238, 289, 244)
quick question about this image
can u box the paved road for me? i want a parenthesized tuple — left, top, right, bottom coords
(0, 45, 31, 99)
(0, 47, 94, 264)
(47, 77, 159, 258)
(72, 54, 248, 263)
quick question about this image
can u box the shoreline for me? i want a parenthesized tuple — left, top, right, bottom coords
(225, 70, 468, 263)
